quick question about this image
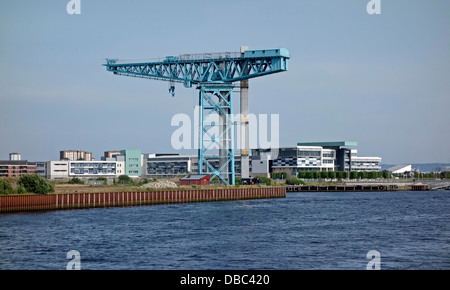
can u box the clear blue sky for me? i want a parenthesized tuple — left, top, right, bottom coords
(0, 0, 449, 164)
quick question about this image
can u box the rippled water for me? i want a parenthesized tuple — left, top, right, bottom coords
(0, 191, 449, 270)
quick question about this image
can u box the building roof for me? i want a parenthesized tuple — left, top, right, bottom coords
(0, 160, 37, 166)
(297, 141, 358, 147)
(387, 165, 412, 173)
(180, 174, 210, 180)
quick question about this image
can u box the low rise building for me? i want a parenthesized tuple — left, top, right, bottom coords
(68, 160, 125, 178)
(180, 174, 211, 186)
(46, 160, 125, 180)
(0, 160, 37, 177)
(143, 154, 245, 178)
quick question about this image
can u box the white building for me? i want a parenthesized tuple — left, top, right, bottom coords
(387, 164, 412, 174)
(46, 160, 125, 179)
(47, 161, 69, 180)
(253, 142, 382, 175)
(69, 161, 125, 178)
(254, 146, 337, 174)
(350, 150, 382, 172)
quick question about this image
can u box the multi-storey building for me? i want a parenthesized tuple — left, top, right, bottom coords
(120, 150, 141, 178)
(0, 160, 37, 177)
(143, 154, 244, 178)
(46, 160, 126, 179)
(349, 150, 382, 172)
(68, 160, 125, 178)
(254, 146, 336, 174)
(297, 142, 381, 172)
(47, 161, 70, 180)
(252, 141, 382, 176)
(60, 150, 93, 161)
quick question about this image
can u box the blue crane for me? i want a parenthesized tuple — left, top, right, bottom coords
(104, 48, 289, 185)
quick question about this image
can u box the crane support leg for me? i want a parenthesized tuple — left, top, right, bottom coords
(198, 84, 235, 185)
(240, 79, 250, 179)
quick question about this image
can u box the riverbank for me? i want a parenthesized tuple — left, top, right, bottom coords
(0, 187, 286, 213)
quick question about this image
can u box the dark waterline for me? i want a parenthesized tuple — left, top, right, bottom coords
(0, 191, 449, 270)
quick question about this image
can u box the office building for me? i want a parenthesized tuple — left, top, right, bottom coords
(252, 141, 382, 176)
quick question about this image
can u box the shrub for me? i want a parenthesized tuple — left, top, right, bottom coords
(118, 175, 133, 185)
(69, 177, 83, 184)
(286, 176, 305, 185)
(18, 174, 54, 194)
(0, 179, 14, 195)
(16, 185, 27, 194)
(95, 177, 107, 185)
(258, 176, 272, 186)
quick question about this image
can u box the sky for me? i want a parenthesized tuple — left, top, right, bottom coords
(0, 0, 449, 164)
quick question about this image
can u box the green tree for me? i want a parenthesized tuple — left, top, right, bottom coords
(18, 174, 54, 194)
(357, 171, 368, 179)
(440, 171, 450, 180)
(304, 172, 314, 179)
(0, 179, 14, 195)
(350, 171, 358, 179)
(328, 171, 336, 179)
(320, 171, 328, 179)
(118, 175, 133, 185)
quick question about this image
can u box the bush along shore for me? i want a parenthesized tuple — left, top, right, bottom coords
(0, 175, 54, 195)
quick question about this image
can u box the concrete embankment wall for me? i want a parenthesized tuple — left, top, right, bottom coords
(0, 187, 286, 213)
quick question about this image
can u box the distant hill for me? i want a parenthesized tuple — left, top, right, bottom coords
(381, 163, 450, 172)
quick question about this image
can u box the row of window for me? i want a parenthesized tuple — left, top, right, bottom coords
(71, 169, 117, 174)
(70, 163, 118, 168)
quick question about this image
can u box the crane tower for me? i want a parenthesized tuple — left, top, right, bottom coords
(104, 47, 289, 185)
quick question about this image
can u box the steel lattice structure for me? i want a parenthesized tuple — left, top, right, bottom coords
(105, 48, 289, 185)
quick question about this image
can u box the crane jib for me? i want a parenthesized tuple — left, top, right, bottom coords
(105, 48, 289, 86)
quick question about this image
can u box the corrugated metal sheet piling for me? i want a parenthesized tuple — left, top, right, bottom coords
(0, 187, 286, 213)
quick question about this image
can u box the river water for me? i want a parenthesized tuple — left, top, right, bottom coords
(0, 191, 448, 270)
